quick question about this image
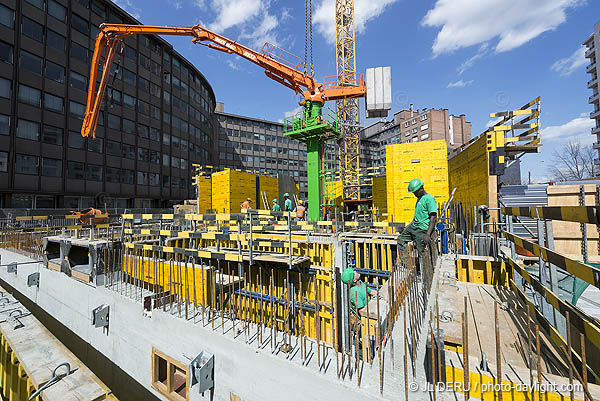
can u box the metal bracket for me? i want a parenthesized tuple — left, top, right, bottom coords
(7, 262, 17, 274)
(189, 351, 214, 394)
(8, 309, 27, 330)
(92, 304, 109, 328)
(27, 272, 40, 287)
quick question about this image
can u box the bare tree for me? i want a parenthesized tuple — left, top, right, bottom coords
(551, 140, 597, 181)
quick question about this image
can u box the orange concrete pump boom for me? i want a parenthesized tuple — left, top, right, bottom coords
(81, 23, 366, 139)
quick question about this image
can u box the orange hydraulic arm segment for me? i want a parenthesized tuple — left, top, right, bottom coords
(81, 24, 366, 139)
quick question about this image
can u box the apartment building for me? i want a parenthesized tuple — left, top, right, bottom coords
(584, 21, 600, 166)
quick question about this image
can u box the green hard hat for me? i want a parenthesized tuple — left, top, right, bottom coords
(273, 199, 278, 203)
(284, 192, 289, 197)
(341, 267, 355, 284)
(408, 178, 424, 193)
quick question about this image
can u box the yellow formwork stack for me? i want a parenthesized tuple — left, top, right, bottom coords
(259, 175, 278, 210)
(195, 175, 212, 213)
(386, 140, 449, 223)
(211, 169, 256, 213)
(371, 176, 387, 218)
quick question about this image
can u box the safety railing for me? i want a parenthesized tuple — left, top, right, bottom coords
(502, 205, 600, 390)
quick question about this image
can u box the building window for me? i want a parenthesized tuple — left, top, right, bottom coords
(0, 41, 13, 64)
(421, 134, 429, 140)
(69, 101, 86, 119)
(137, 148, 149, 162)
(122, 68, 136, 86)
(44, 93, 64, 113)
(22, 17, 44, 42)
(0, 114, 9, 135)
(87, 137, 102, 152)
(42, 125, 62, 145)
(0, 151, 7, 172)
(86, 164, 102, 181)
(20, 50, 42, 75)
(122, 143, 135, 159)
(68, 131, 85, 149)
(71, 41, 88, 63)
(91, 0, 105, 18)
(0, 4, 14, 29)
(162, 154, 169, 166)
(420, 124, 429, 131)
(18, 84, 41, 107)
(106, 140, 120, 156)
(42, 158, 61, 177)
(0, 77, 10, 99)
(106, 167, 120, 183)
(123, 119, 135, 134)
(66, 161, 85, 179)
(123, 94, 136, 110)
(138, 76, 149, 92)
(138, 100, 149, 115)
(48, 0, 66, 21)
(137, 171, 148, 185)
(17, 119, 40, 141)
(25, 0, 45, 9)
(121, 169, 134, 184)
(71, 13, 88, 34)
(47, 30, 66, 52)
(107, 114, 120, 130)
(70, 71, 87, 91)
(45, 60, 65, 83)
(15, 154, 39, 175)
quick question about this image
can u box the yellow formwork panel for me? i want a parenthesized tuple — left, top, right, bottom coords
(372, 176, 387, 219)
(385, 140, 450, 224)
(211, 169, 257, 213)
(448, 134, 490, 209)
(196, 175, 212, 213)
(259, 175, 278, 210)
(122, 247, 336, 344)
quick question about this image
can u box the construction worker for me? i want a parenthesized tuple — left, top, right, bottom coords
(272, 198, 281, 211)
(283, 193, 293, 212)
(398, 178, 437, 255)
(341, 267, 372, 335)
(295, 200, 306, 221)
(241, 197, 251, 210)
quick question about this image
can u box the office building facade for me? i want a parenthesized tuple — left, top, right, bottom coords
(215, 103, 308, 200)
(360, 106, 471, 168)
(584, 21, 600, 166)
(0, 0, 218, 209)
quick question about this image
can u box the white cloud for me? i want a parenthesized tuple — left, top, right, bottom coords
(196, 0, 285, 48)
(313, 0, 400, 43)
(206, 0, 263, 32)
(226, 59, 240, 70)
(458, 43, 488, 75)
(551, 46, 587, 76)
(278, 106, 302, 123)
(541, 116, 595, 144)
(112, 0, 141, 19)
(447, 79, 473, 88)
(421, 0, 583, 56)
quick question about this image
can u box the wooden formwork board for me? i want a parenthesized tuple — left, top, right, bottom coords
(547, 184, 600, 260)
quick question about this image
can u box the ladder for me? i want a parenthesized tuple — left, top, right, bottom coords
(261, 191, 269, 210)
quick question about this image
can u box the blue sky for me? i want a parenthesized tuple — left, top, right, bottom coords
(112, 0, 600, 182)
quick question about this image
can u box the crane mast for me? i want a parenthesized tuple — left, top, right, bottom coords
(335, 0, 361, 203)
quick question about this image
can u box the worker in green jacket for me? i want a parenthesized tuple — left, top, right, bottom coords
(341, 267, 372, 334)
(272, 198, 281, 211)
(398, 178, 437, 255)
(283, 193, 293, 212)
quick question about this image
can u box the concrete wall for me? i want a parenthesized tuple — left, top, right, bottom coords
(0, 249, 396, 401)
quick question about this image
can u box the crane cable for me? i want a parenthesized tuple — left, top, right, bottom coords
(304, 0, 308, 75)
(309, 0, 314, 77)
